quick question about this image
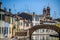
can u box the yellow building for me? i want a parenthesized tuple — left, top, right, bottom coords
(10, 15, 16, 37)
(55, 23, 60, 40)
(56, 23, 60, 28)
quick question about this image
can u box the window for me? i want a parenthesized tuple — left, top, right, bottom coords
(46, 29, 48, 32)
(2, 14, 5, 20)
(0, 14, 1, 20)
(3, 27, 8, 35)
(12, 18, 14, 24)
(18, 21, 20, 26)
(26, 23, 29, 27)
(0, 27, 1, 34)
(35, 30, 39, 32)
(20, 22, 22, 26)
(2, 27, 3, 34)
(42, 29, 44, 32)
(9, 17, 10, 23)
(40, 29, 44, 32)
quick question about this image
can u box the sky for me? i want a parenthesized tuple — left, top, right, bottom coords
(0, 0, 60, 19)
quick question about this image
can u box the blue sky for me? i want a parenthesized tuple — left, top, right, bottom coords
(0, 0, 60, 18)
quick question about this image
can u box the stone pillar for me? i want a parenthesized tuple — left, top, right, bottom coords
(29, 35, 31, 40)
(27, 30, 30, 40)
(27, 30, 32, 40)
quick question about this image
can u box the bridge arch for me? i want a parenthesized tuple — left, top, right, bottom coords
(28, 24, 60, 40)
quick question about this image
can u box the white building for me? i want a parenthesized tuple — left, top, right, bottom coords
(0, 10, 10, 38)
(0, 2, 10, 38)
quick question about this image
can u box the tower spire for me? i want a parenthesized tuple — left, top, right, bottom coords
(47, 3, 50, 17)
(48, 3, 50, 7)
(43, 5, 46, 15)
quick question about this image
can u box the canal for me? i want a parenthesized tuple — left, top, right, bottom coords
(32, 35, 59, 40)
(31, 29, 59, 40)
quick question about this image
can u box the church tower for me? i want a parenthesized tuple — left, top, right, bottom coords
(43, 6, 47, 16)
(47, 4, 50, 17)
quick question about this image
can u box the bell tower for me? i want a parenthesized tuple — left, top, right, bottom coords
(43, 6, 46, 16)
(47, 4, 50, 17)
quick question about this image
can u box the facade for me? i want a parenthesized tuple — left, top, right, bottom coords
(32, 12, 40, 26)
(15, 13, 32, 40)
(0, 2, 16, 38)
(18, 12, 32, 30)
(24, 19, 32, 30)
(14, 12, 32, 40)
(0, 2, 10, 38)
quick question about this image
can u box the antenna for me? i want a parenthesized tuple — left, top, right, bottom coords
(54, 11, 56, 19)
(24, 4, 30, 13)
(59, 12, 60, 18)
(13, 4, 17, 14)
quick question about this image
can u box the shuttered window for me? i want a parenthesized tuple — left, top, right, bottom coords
(2, 14, 5, 20)
(0, 14, 1, 20)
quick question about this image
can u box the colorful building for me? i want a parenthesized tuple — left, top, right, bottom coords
(0, 2, 10, 38)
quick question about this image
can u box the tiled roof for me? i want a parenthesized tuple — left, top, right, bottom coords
(21, 12, 33, 16)
(0, 9, 6, 12)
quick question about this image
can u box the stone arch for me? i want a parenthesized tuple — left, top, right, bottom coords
(28, 24, 60, 40)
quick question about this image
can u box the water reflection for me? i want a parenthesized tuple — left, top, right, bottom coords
(32, 35, 59, 40)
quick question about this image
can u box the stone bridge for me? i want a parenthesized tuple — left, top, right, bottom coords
(16, 24, 60, 40)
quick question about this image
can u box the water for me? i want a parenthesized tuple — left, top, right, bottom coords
(32, 35, 59, 40)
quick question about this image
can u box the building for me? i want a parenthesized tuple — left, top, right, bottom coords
(0, 2, 17, 38)
(15, 13, 32, 40)
(17, 12, 32, 30)
(19, 12, 32, 21)
(0, 2, 10, 38)
(32, 12, 40, 26)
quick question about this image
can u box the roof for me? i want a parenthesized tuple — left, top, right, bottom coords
(21, 12, 33, 16)
(0, 9, 6, 12)
(55, 18, 60, 22)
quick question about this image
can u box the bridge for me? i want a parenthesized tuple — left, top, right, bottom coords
(28, 24, 60, 40)
(15, 24, 60, 40)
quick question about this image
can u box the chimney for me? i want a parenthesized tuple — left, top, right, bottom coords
(0, 2, 2, 9)
(33, 12, 35, 16)
(9, 9, 11, 13)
